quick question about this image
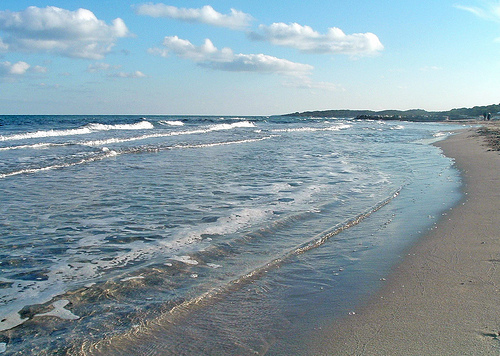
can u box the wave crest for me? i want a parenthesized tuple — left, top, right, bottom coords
(0, 121, 154, 141)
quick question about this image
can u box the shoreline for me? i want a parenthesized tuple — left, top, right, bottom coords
(310, 125, 500, 355)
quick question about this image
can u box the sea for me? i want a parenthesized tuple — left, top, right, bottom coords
(0, 115, 466, 355)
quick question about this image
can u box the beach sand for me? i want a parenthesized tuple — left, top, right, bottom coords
(310, 125, 500, 355)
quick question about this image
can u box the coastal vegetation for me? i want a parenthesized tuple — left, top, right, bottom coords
(285, 103, 500, 121)
(478, 123, 500, 151)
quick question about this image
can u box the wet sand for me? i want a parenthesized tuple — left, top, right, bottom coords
(310, 125, 500, 355)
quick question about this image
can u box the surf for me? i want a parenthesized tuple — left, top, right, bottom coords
(0, 121, 154, 141)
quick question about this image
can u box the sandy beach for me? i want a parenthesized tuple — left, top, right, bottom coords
(310, 124, 500, 355)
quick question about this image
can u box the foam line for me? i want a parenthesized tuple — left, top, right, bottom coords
(0, 136, 274, 178)
(82, 121, 256, 147)
(0, 142, 72, 151)
(75, 187, 403, 354)
(0, 150, 119, 178)
(0, 121, 154, 141)
(271, 123, 351, 133)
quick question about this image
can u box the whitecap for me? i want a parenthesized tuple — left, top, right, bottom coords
(81, 122, 261, 147)
(84, 121, 154, 131)
(0, 121, 154, 141)
(327, 123, 352, 131)
(159, 120, 184, 126)
(210, 121, 256, 131)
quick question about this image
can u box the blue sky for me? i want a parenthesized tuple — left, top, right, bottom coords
(1, 0, 500, 115)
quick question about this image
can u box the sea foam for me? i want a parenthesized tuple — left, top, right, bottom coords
(159, 120, 184, 126)
(0, 121, 154, 141)
(35, 300, 79, 320)
(81, 121, 259, 147)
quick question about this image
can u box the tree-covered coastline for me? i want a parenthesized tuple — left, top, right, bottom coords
(283, 103, 500, 121)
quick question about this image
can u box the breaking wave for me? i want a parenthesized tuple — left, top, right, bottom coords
(0, 121, 154, 141)
(0, 136, 274, 179)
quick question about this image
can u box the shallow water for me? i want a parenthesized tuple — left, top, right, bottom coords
(0, 116, 464, 354)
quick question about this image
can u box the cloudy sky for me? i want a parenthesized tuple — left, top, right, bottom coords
(1, 0, 500, 115)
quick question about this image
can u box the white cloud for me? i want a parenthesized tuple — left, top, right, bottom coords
(38, 83, 61, 89)
(87, 62, 145, 78)
(0, 6, 130, 59)
(151, 36, 313, 75)
(250, 23, 384, 55)
(1, 61, 26, 75)
(206, 53, 313, 73)
(150, 36, 340, 90)
(0, 61, 48, 77)
(8, 61, 30, 75)
(31, 65, 48, 73)
(455, 2, 500, 21)
(87, 62, 121, 73)
(0, 37, 8, 52)
(109, 71, 147, 78)
(420, 66, 442, 72)
(455, 4, 486, 17)
(135, 4, 253, 30)
(282, 76, 344, 91)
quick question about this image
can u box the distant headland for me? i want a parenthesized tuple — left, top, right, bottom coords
(283, 103, 500, 121)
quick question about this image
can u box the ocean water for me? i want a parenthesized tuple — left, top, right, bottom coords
(0, 115, 465, 355)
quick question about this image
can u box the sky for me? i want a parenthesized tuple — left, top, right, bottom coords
(1, 0, 500, 115)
